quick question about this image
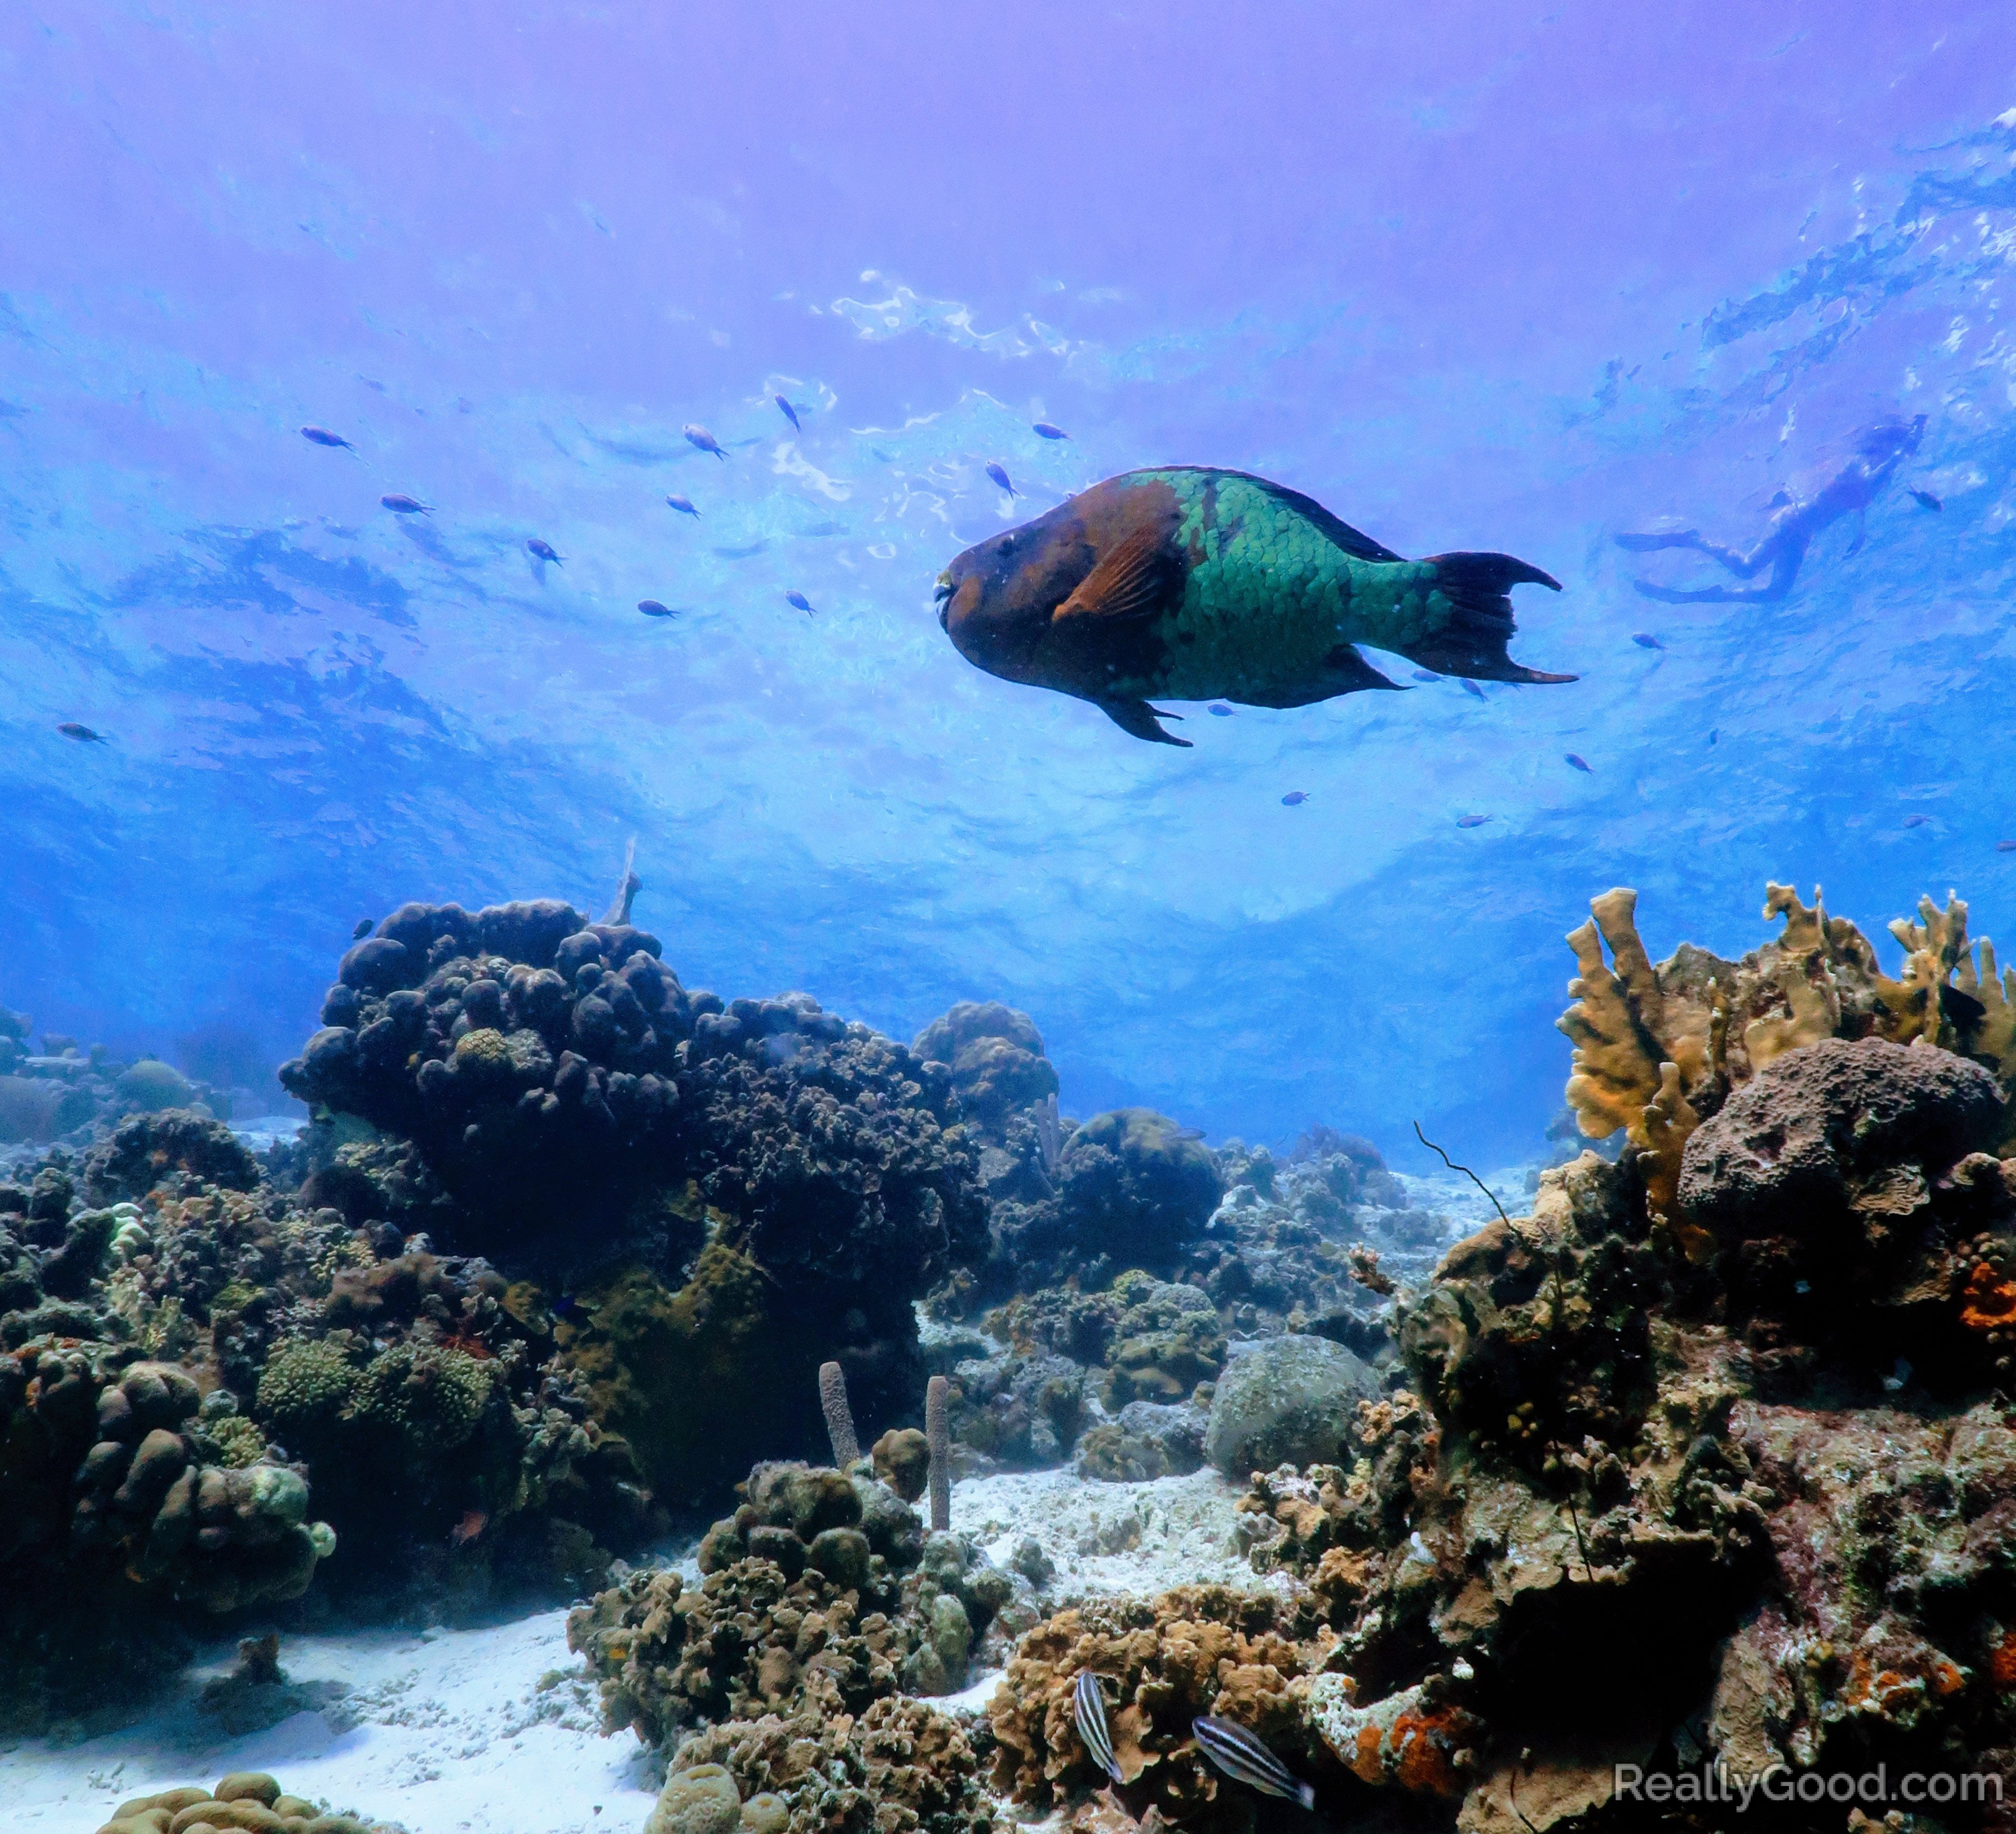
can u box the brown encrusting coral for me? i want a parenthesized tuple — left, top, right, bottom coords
(664, 1695, 995, 1834)
(988, 1585, 1322, 1825)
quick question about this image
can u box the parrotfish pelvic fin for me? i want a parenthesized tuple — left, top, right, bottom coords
(1098, 700, 1191, 747)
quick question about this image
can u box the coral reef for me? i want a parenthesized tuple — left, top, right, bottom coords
(568, 1461, 1020, 1748)
(280, 899, 991, 1504)
(983, 1108, 1224, 1291)
(0, 1005, 244, 1153)
(1557, 881, 2016, 1229)
(93, 1771, 393, 1834)
(1202, 1333, 1378, 1477)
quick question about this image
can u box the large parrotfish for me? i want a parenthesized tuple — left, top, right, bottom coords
(933, 466, 1573, 744)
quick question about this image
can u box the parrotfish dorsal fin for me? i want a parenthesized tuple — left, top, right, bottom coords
(1053, 525, 1177, 623)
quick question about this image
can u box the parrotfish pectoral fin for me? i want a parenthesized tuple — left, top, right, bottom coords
(1403, 551, 1576, 684)
(1053, 525, 1180, 623)
(1098, 699, 1192, 747)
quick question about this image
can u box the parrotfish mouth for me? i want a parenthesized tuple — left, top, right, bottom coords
(933, 571, 953, 629)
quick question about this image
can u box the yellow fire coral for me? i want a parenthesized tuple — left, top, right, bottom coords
(1558, 881, 2016, 1215)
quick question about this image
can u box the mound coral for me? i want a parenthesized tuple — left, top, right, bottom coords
(568, 1461, 1017, 1748)
(95, 1771, 393, 1834)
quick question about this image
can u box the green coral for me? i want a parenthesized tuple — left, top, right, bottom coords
(206, 1413, 269, 1469)
(256, 1337, 359, 1431)
(351, 1341, 496, 1453)
(558, 1243, 774, 1500)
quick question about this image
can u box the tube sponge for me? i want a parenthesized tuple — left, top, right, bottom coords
(817, 1360, 859, 1467)
(925, 1374, 951, 1532)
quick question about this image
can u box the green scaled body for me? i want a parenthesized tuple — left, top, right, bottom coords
(1118, 468, 1443, 702)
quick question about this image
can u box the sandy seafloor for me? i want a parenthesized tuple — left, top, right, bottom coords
(2, 1467, 1266, 1834)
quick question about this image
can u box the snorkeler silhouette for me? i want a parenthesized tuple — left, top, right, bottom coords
(1618, 414, 1925, 604)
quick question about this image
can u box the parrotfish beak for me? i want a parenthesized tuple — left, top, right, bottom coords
(933, 571, 954, 629)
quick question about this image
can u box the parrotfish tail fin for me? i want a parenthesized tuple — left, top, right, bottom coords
(1297, 1784, 1316, 1812)
(1408, 551, 1576, 684)
(1098, 699, 1192, 747)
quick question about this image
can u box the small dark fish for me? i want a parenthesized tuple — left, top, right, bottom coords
(684, 423, 727, 460)
(1941, 982, 1987, 1028)
(1457, 813, 1491, 828)
(554, 1294, 585, 1322)
(1999, 840, 2016, 853)
(1632, 632, 1664, 650)
(300, 425, 351, 449)
(57, 722, 107, 744)
(1565, 753, 1591, 773)
(527, 538, 561, 564)
(984, 461, 1017, 496)
(1903, 813, 1930, 829)
(666, 494, 700, 517)
(1460, 678, 1485, 700)
(1709, 729, 1720, 746)
(785, 591, 814, 614)
(1073, 1672, 1123, 1786)
(1191, 1715, 1315, 1811)
(1033, 422, 1069, 440)
(1411, 670, 1439, 683)
(1910, 488, 1943, 512)
(1208, 702, 1234, 717)
(775, 394, 801, 432)
(353, 918, 375, 940)
(381, 493, 431, 515)
(638, 600, 678, 618)
(449, 1507, 488, 1548)
(1280, 791, 1308, 807)
(1168, 1126, 1206, 1142)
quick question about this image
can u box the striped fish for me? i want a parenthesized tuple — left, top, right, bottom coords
(1191, 1715, 1315, 1811)
(1073, 1670, 1124, 1785)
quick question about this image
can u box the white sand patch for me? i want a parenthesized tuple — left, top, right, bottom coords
(952, 1465, 1275, 1599)
(0, 1610, 657, 1834)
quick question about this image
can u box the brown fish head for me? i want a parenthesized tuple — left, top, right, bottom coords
(935, 496, 1095, 685)
(935, 476, 1186, 700)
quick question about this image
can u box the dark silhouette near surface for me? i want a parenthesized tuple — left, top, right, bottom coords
(1619, 414, 1925, 603)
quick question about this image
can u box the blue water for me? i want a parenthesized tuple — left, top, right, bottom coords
(5, 4, 2015, 1165)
